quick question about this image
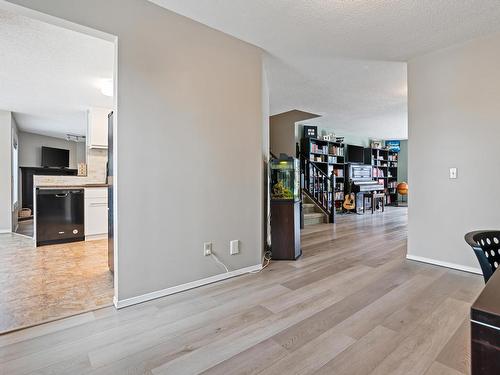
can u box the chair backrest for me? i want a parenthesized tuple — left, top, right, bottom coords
(465, 231, 500, 283)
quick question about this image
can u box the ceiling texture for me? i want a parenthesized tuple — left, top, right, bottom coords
(151, 0, 500, 139)
(0, 8, 113, 139)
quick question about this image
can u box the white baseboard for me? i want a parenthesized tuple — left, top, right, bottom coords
(406, 254, 482, 275)
(85, 233, 108, 241)
(114, 263, 263, 309)
(0, 229, 11, 234)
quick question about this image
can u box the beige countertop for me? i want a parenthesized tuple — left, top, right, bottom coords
(36, 184, 108, 189)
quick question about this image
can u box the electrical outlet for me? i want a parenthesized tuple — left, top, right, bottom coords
(204, 242, 212, 256)
(449, 167, 458, 179)
(230, 240, 240, 255)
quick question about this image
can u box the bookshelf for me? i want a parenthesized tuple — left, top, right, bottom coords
(364, 148, 399, 205)
(301, 137, 346, 211)
(302, 138, 400, 210)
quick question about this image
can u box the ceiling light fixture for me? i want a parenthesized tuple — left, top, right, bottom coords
(100, 78, 114, 97)
(66, 134, 86, 143)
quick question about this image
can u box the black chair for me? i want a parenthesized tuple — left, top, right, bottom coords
(465, 230, 500, 283)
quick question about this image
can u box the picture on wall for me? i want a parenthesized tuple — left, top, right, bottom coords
(303, 125, 317, 139)
(386, 140, 401, 152)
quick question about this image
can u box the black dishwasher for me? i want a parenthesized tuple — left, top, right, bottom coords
(36, 189, 84, 246)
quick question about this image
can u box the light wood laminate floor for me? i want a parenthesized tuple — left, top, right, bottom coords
(0, 207, 484, 375)
(0, 235, 113, 334)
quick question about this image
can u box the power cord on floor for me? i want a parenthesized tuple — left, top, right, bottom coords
(249, 250, 272, 274)
(209, 246, 271, 275)
(210, 252, 229, 273)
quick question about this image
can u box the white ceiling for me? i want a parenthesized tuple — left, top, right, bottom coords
(150, 0, 500, 139)
(0, 9, 114, 139)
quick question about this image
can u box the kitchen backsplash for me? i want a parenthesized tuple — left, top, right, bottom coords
(86, 148, 107, 182)
(34, 148, 108, 186)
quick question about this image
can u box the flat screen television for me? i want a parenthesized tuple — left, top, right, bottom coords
(347, 145, 365, 164)
(41, 146, 69, 168)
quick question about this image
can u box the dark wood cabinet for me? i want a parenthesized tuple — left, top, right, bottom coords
(471, 268, 500, 374)
(471, 322, 500, 374)
(271, 200, 301, 260)
(20, 167, 77, 211)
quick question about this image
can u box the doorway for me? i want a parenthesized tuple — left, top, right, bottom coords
(0, 5, 118, 333)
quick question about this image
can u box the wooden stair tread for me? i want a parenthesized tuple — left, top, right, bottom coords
(304, 213, 325, 218)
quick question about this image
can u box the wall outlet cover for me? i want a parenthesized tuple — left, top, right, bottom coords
(204, 242, 212, 256)
(230, 240, 240, 255)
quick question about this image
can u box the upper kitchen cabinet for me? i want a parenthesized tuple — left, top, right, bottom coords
(87, 107, 112, 149)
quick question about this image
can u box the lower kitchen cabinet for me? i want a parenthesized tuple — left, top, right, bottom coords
(85, 188, 108, 240)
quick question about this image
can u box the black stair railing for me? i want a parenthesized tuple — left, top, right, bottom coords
(300, 156, 335, 223)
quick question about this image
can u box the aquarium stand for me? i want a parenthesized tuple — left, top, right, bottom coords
(270, 199, 302, 260)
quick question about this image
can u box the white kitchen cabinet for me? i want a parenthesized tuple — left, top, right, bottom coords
(87, 107, 111, 149)
(85, 188, 108, 240)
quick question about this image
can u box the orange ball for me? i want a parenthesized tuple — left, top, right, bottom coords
(397, 182, 408, 196)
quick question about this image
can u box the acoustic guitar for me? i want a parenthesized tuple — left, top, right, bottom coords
(343, 193, 355, 210)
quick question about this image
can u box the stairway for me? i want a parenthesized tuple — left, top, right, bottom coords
(302, 196, 328, 225)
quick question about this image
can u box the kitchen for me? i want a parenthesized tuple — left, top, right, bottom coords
(0, 7, 115, 333)
(0, 107, 116, 334)
(32, 107, 112, 249)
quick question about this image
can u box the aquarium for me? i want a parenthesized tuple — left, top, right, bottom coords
(270, 156, 300, 201)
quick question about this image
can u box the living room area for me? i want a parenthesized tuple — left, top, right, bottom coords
(1, 1, 500, 375)
(270, 111, 408, 227)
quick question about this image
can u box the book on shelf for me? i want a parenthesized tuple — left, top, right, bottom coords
(333, 168, 344, 177)
(329, 145, 344, 156)
(388, 181, 397, 188)
(311, 143, 328, 154)
(388, 154, 398, 161)
(328, 166, 344, 177)
(373, 168, 385, 178)
(328, 156, 338, 163)
(310, 155, 325, 163)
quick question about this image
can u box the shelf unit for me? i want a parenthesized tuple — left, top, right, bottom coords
(364, 148, 399, 205)
(302, 139, 400, 210)
(301, 137, 346, 211)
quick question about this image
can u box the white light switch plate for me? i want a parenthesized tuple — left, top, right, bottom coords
(449, 167, 458, 179)
(230, 240, 240, 255)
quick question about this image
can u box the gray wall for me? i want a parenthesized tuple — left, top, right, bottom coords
(320, 128, 371, 147)
(7, 0, 267, 301)
(0, 110, 12, 232)
(295, 123, 372, 147)
(270, 110, 319, 157)
(341, 133, 371, 148)
(408, 31, 500, 271)
(18, 131, 82, 169)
